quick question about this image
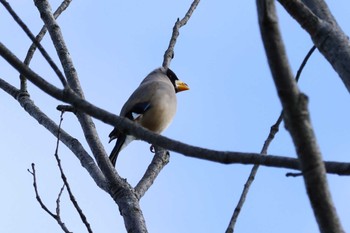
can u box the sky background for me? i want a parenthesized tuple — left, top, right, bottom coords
(1, 1, 350, 233)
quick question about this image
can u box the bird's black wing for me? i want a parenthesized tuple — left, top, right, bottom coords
(125, 101, 152, 120)
(108, 101, 152, 166)
(109, 101, 151, 142)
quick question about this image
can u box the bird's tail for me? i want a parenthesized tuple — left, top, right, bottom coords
(109, 135, 135, 166)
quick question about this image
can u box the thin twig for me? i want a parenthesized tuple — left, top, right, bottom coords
(28, 164, 72, 233)
(225, 114, 283, 233)
(162, 0, 200, 68)
(0, 0, 67, 87)
(20, 0, 72, 92)
(55, 111, 93, 233)
(225, 44, 317, 233)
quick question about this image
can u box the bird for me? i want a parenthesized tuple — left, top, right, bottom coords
(108, 67, 189, 166)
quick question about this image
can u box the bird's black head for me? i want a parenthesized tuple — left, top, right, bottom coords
(166, 68, 179, 92)
(164, 68, 189, 93)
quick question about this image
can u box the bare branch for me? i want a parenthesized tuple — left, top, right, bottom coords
(226, 44, 316, 233)
(225, 113, 283, 233)
(257, 1, 344, 232)
(28, 164, 72, 233)
(278, 0, 350, 93)
(55, 111, 93, 233)
(0, 0, 67, 87)
(33, 0, 120, 185)
(33, 0, 81, 94)
(1, 50, 350, 175)
(300, 0, 337, 23)
(0, 78, 108, 191)
(0, 39, 146, 230)
(134, 147, 170, 199)
(20, 0, 72, 92)
(162, 0, 200, 68)
(0, 42, 65, 98)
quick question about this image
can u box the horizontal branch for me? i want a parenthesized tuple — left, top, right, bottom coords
(1, 42, 350, 175)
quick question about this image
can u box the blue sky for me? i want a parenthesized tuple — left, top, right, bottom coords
(1, 1, 350, 232)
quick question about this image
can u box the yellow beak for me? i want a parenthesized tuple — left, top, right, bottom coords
(175, 80, 190, 92)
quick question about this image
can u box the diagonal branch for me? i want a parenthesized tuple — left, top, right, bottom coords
(32, 4, 149, 231)
(33, 0, 119, 183)
(55, 111, 93, 233)
(0, 77, 108, 191)
(162, 0, 200, 68)
(225, 44, 317, 233)
(0, 0, 67, 87)
(28, 163, 72, 233)
(278, 0, 350, 93)
(20, 0, 72, 92)
(134, 147, 170, 199)
(225, 114, 283, 233)
(257, 1, 344, 232)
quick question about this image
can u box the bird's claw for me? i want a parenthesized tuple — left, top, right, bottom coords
(150, 145, 155, 153)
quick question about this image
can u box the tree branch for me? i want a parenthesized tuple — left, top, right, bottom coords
(226, 43, 316, 233)
(225, 113, 283, 233)
(0, 0, 67, 87)
(1, 48, 350, 176)
(257, 1, 344, 232)
(0, 77, 108, 191)
(55, 111, 93, 233)
(278, 0, 350, 93)
(226, 44, 316, 233)
(28, 163, 72, 233)
(300, 0, 337, 23)
(20, 0, 72, 92)
(33, 0, 121, 183)
(32, 3, 150, 231)
(162, 0, 200, 68)
(134, 147, 170, 199)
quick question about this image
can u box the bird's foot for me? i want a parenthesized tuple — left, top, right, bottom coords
(150, 145, 155, 153)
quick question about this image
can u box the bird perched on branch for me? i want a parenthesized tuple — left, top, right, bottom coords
(108, 67, 189, 166)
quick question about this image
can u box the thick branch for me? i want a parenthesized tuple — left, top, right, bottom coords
(257, 1, 344, 232)
(32, 2, 149, 231)
(33, 0, 122, 184)
(20, 0, 72, 92)
(278, 0, 350, 93)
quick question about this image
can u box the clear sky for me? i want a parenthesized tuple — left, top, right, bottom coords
(1, 1, 350, 233)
